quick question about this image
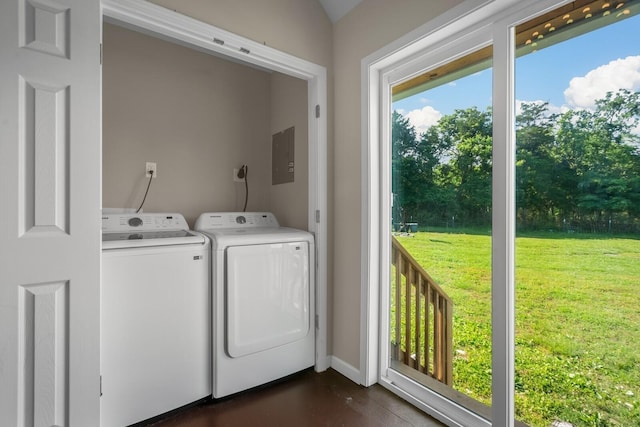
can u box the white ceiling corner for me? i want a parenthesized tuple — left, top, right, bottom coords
(318, 0, 362, 23)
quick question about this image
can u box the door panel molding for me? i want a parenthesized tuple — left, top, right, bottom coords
(18, 77, 70, 236)
(18, 281, 69, 427)
(20, 0, 71, 59)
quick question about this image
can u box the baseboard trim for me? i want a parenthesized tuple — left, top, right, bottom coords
(330, 356, 362, 385)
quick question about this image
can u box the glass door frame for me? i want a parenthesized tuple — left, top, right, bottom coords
(360, 0, 571, 426)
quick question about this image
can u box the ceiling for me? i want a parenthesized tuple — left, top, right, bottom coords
(318, 0, 362, 23)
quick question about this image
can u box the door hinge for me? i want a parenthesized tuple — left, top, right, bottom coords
(315, 210, 320, 223)
(315, 314, 319, 329)
(100, 375, 103, 396)
(100, 43, 103, 65)
(315, 104, 320, 118)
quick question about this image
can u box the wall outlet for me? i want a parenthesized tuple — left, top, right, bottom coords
(146, 162, 157, 178)
(233, 168, 245, 182)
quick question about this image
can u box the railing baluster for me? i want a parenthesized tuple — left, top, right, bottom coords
(434, 291, 442, 382)
(445, 295, 453, 385)
(425, 280, 431, 375)
(415, 275, 422, 372)
(394, 248, 402, 361)
(404, 264, 412, 367)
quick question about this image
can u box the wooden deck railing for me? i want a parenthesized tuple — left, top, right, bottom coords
(391, 236, 453, 386)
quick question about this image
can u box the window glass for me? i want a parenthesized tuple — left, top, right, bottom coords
(514, 2, 640, 425)
(391, 48, 494, 416)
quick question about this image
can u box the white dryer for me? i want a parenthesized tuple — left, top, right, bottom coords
(194, 212, 315, 398)
(101, 213, 211, 427)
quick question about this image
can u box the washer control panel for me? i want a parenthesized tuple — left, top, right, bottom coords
(194, 212, 279, 230)
(102, 213, 189, 232)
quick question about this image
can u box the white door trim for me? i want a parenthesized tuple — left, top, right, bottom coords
(361, 0, 572, 425)
(101, 0, 329, 371)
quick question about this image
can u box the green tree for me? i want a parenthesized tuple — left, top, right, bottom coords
(439, 107, 493, 224)
(556, 89, 640, 227)
(516, 102, 561, 228)
(391, 111, 421, 226)
(393, 89, 640, 231)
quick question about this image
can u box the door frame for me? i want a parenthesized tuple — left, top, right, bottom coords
(360, 0, 571, 425)
(101, 0, 329, 371)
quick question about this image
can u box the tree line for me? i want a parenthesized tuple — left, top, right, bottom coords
(392, 89, 640, 233)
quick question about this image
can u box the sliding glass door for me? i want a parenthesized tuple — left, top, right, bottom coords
(368, 1, 640, 426)
(389, 47, 494, 420)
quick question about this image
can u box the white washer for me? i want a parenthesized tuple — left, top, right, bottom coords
(101, 213, 211, 427)
(194, 212, 315, 398)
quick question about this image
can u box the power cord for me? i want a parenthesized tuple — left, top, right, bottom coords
(242, 165, 248, 212)
(136, 170, 154, 213)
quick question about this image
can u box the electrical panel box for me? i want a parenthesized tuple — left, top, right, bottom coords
(272, 126, 295, 185)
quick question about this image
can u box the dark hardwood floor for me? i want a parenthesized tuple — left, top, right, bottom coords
(146, 368, 445, 427)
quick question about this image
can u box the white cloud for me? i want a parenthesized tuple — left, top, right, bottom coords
(405, 106, 443, 134)
(564, 55, 640, 109)
(515, 99, 566, 117)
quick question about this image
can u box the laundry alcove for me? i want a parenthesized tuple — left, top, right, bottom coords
(102, 0, 329, 373)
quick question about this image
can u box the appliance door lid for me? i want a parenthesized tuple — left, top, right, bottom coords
(226, 241, 310, 358)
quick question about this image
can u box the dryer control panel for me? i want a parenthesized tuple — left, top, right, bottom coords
(194, 212, 279, 230)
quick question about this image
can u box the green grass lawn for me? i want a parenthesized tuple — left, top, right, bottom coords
(395, 231, 640, 427)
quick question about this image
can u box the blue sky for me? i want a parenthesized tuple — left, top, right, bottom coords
(393, 12, 640, 134)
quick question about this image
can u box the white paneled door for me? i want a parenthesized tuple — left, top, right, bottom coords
(0, 0, 102, 425)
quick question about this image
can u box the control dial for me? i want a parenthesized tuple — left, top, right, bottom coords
(235, 215, 246, 224)
(128, 217, 143, 227)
